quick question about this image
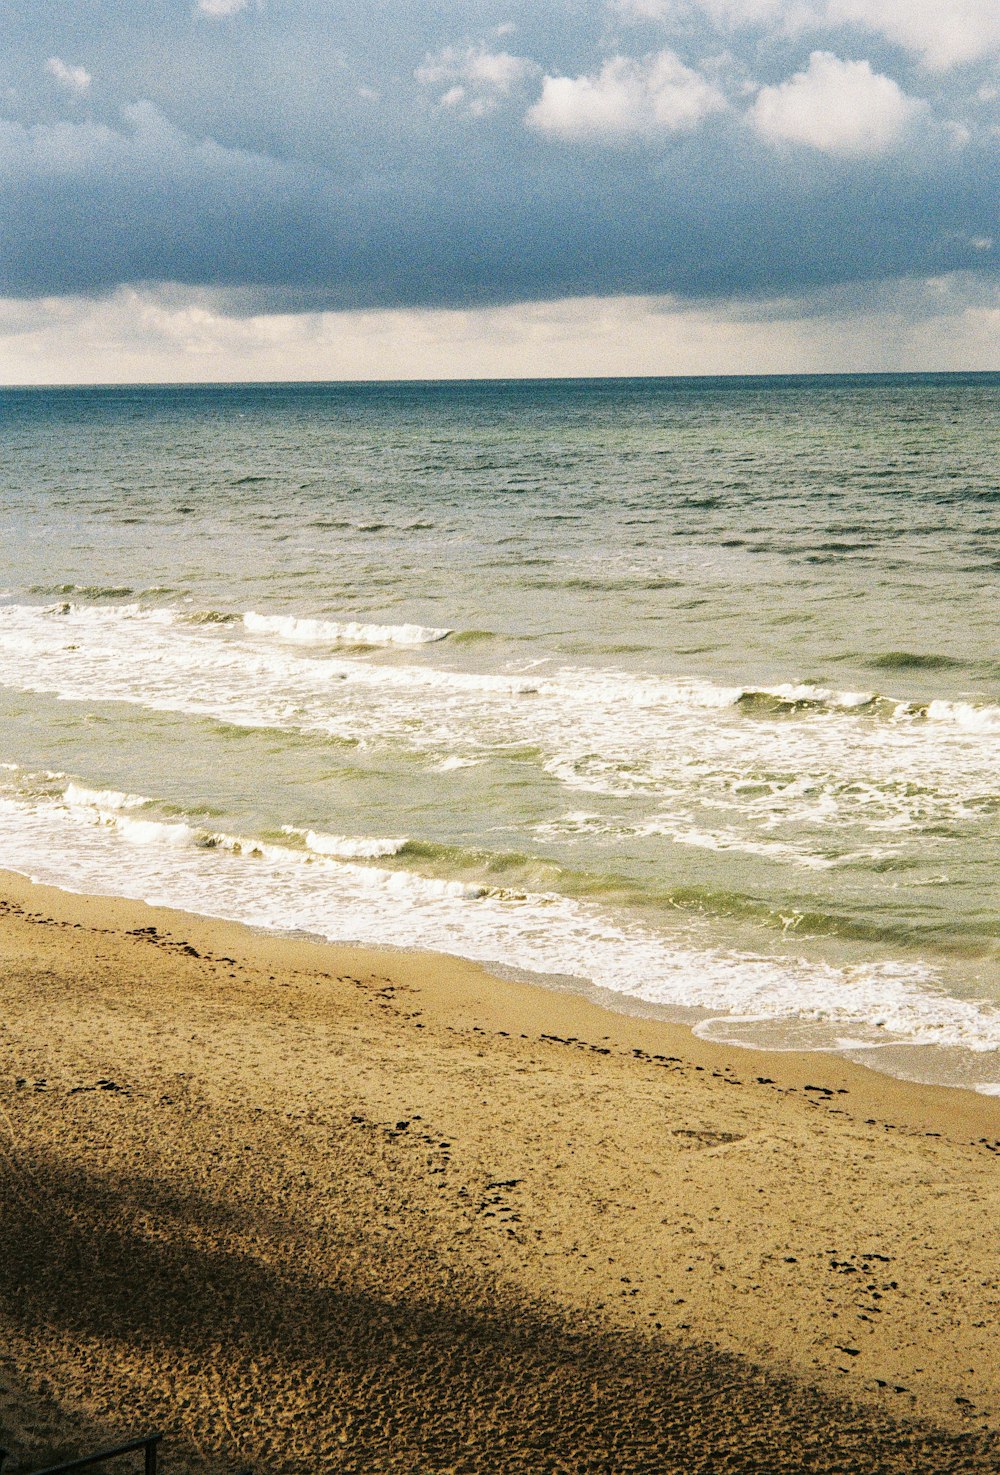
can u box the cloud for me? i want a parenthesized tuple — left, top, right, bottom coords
(0, 101, 280, 188)
(751, 51, 922, 155)
(0, 102, 301, 296)
(3, 275, 998, 383)
(46, 58, 92, 93)
(825, 0, 1000, 71)
(0, 81, 993, 309)
(1, 0, 998, 321)
(527, 50, 725, 140)
(197, 0, 250, 16)
(624, 0, 1000, 69)
(415, 46, 535, 115)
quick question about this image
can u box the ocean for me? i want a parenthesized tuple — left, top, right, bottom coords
(1, 375, 998, 1092)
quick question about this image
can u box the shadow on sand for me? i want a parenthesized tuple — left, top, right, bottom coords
(1, 1151, 997, 1475)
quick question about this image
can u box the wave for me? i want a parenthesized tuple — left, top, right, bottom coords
(34, 600, 454, 648)
(1, 602, 997, 855)
(43, 600, 174, 623)
(29, 584, 135, 599)
(680, 681, 1000, 731)
(871, 651, 965, 672)
(182, 610, 241, 626)
(64, 782, 149, 812)
(448, 629, 496, 645)
(562, 575, 685, 592)
(0, 768, 984, 959)
(112, 814, 199, 847)
(283, 826, 409, 860)
(735, 684, 879, 717)
(1, 780, 998, 1075)
(243, 612, 452, 646)
(925, 699, 1000, 733)
(13, 600, 999, 733)
(55, 786, 483, 898)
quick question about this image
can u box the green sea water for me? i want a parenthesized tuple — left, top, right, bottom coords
(1, 376, 998, 1089)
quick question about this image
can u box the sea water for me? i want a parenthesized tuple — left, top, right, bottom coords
(0, 376, 997, 1091)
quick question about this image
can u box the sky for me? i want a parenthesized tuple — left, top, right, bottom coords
(1, 0, 998, 380)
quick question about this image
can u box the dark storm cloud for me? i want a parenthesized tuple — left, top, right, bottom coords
(2, 0, 998, 307)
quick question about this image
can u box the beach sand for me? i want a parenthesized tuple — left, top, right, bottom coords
(1, 869, 998, 1473)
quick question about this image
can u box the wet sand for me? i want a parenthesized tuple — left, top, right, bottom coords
(1, 869, 998, 1474)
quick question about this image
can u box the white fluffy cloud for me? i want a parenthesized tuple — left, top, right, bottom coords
(618, 0, 1000, 69)
(826, 0, 1000, 70)
(751, 50, 921, 154)
(416, 46, 535, 115)
(527, 50, 725, 140)
(197, 0, 250, 16)
(46, 58, 92, 93)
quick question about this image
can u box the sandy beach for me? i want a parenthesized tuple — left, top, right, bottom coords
(1, 868, 999, 1473)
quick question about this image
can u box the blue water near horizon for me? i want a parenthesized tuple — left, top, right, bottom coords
(1, 374, 998, 1090)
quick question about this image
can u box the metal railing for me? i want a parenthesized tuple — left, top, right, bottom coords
(0, 1433, 161, 1475)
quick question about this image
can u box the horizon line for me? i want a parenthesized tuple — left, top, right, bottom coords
(4, 368, 1000, 391)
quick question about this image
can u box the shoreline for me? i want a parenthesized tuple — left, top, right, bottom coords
(2, 856, 999, 1115)
(2, 868, 999, 1472)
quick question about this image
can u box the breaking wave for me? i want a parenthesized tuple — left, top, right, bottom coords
(0, 774, 998, 1075)
(243, 612, 453, 646)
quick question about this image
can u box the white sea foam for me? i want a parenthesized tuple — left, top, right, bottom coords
(1, 784, 998, 1078)
(244, 611, 452, 646)
(40, 600, 454, 648)
(293, 827, 409, 860)
(111, 814, 198, 847)
(655, 824, 836, 870)
(926, 699, 1000, 733)
(533, 811, 606, 838)
(755, 683, 875, 709)
(64, 782, 149, 812)
(0, 599, 996, 862)
(61, 791, 198, 849)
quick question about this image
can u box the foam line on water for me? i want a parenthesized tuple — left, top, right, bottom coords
(0, 778, 998, 1075)
(0, 602, 997, 850)
(282, 825, 410, 859)
(64, 782, 150, 812)
(5, 601, 1000, 725)
(111, 813, 199, 847)
(926, 699, 1000, 734)
(243, 611, 453, 646)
